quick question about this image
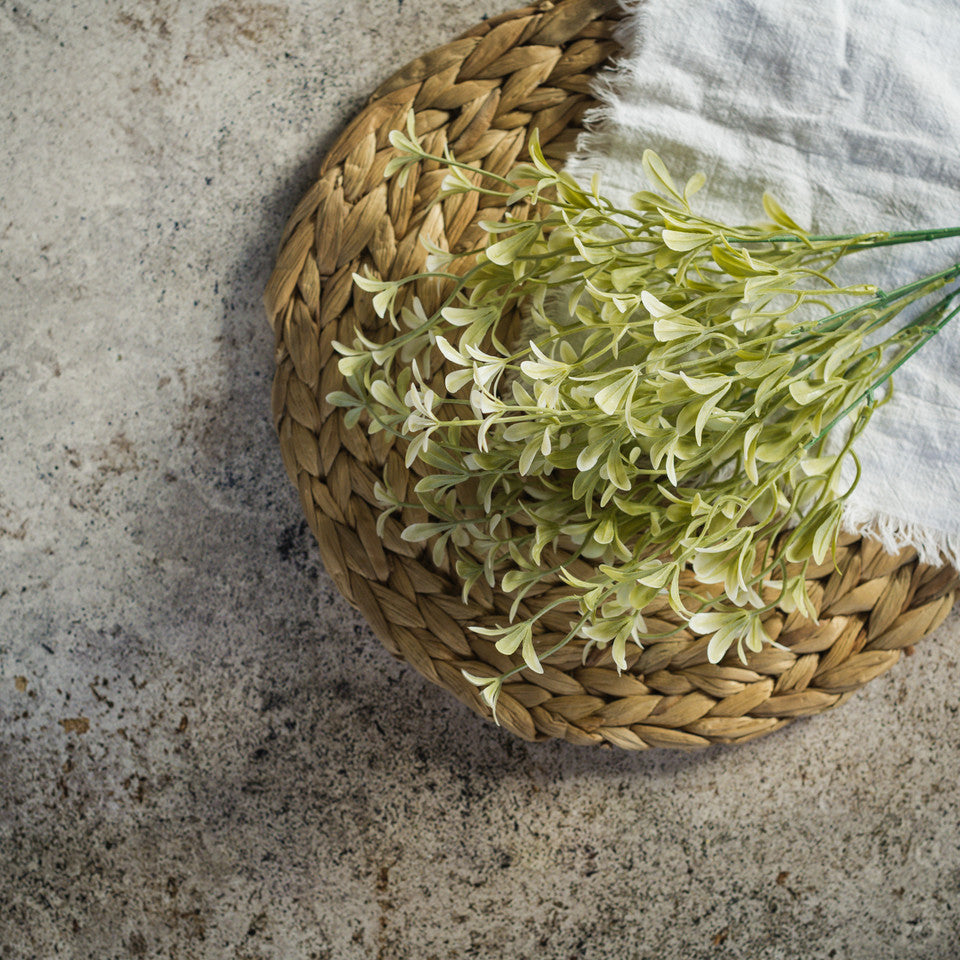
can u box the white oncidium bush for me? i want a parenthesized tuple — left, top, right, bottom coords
(329, 114, 960, 718)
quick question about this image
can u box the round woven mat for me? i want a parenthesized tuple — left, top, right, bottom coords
(264, 0, 958, 749)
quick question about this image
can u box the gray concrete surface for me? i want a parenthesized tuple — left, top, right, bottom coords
(2, 2, 960, 958)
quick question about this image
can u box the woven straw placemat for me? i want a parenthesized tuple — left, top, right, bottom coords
(264, 0, 958, 749)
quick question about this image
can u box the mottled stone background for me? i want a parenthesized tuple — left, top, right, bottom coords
(2, 2, 959, 958)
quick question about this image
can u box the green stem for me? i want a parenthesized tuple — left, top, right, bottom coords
(786, 261, 960, 346)
(735, 225, 960, 248)
(806, 290, 960, 447)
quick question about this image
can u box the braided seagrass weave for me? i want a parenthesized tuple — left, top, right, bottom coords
(264, 0, 958, 749)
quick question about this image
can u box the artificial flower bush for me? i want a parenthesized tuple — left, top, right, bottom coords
(330, 115, 960, 715)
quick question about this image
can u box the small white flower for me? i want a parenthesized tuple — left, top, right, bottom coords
(688, 609, 770, 664)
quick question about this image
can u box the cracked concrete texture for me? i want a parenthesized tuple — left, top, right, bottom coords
(1, 1, 959, 958)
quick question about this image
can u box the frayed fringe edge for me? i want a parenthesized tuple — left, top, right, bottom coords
(564, 0, 649, 180)
(842, 502, 960, 572)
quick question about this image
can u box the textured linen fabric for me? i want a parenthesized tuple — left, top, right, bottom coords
(564, 0, 960, 567)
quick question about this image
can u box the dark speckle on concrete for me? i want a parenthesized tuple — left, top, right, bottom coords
(1, 1, 960, 959)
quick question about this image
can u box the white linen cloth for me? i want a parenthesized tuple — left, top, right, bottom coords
(563, 0, 960, 568)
